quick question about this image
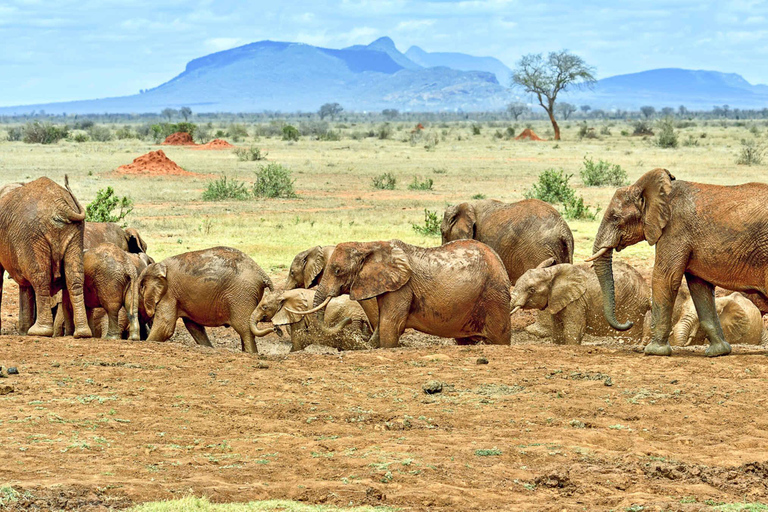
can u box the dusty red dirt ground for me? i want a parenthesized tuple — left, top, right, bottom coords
(3, 281, 768, 510)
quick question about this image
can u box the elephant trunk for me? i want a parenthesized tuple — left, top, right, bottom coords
(313, 287, 329, 327)
(592, 249, 634, 331)
(672, 312, 697, 346)
(250, 309, 275, 337)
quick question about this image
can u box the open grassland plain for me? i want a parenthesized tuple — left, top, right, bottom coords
(1, 118, 768, 510)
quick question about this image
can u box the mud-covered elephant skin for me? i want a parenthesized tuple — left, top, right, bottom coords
(441, 199, 574, 283)
(589, 168, 768, 357)
(292, 239, 511, 348)
(0, 176, 91, 338)
(139, 246, 273, 353)
(285, 245, 379, 331)
(84, 222, 148, 254)
(510, 261, 650, 345)
(251, 288, 373, 351)
(672, 292, 768, 347)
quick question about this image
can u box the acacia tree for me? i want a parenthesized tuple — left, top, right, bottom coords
(319, 102, 343, 120)
(180, 106, 192, 121)
(556, 102, 577, 120)
(507, 102, 529, 121)
(511, 51, 596, 140)
(161, 108, 177, 122)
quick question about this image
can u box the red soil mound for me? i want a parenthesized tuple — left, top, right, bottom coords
(113, 150, 200, 177)
(161, 132, 197, 146)
(515, 128, 545, 141)
(191, 138, 235, 150)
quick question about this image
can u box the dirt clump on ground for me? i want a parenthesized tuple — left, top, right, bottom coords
(161, 131, 197, 146)
(516, 128, 545, 141)
(113, 150, 200, 177)
(191, 138, 235, 150)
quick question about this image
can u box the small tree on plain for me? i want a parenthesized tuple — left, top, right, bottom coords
(661, 107, 675, 117)
(180, 106, 192, 121)
(382, 108, 399, 120)
(640, 106, 656, 119)
(511, 50, 596, 140)
(580, 105, 591, 114)
(556, 102, 577, 120)
(319, 102, 343, 120)
(161, 108, 177, 122)
(678, 105, 688, 117)
(507, 102, 529, 121)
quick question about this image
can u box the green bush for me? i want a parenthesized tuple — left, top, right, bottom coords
(737, 138, 766, 166)
(471, 124, 482, 135)
(563, 196, 600, 220)
(22, 122, 69, 144)
(234, 146, 267, 161)
(505, 126, 515, 139)
(471, 193, 486, 199)
(73, 133, 89, 143)
(372, 173, 396, 190)
(655, 118, 678, 148)
(282, 125, 300, 141)
(227, 123, 248, 142)
(525, 168, 576, 204)
(202, 176, 251, 201)
(86, 187, 134, 223)
(577, 123, 598, 140)
(580, 156, 627, 187)
(115, 126, 137, 140)
(632, 120, 654, 136)
(6, 126, 23, 141)
(253, 163, 297, 198)
(378, 123, 393, 140)
(87, 125, 113, 142)
(411, 209, 441, 236)
(408, 176, 434, 191)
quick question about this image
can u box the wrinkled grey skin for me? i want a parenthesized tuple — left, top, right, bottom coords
(251, 288, 373, 351)
(139, 246, 273, 353)
(0, 176, 91, 338)
(511, 261, 650, 344)
(673, 292, 768, 347)
(84, 222, 148, 254)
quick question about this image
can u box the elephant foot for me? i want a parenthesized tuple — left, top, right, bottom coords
(28, 322, 54, 337)
(705, 339, 732, 357)
(73, 326, 93, 339)
(104, 332, 120, 340)
(525, 322, 550, 338)
(128, 333, 141, 342)
(643, 340, 672, 356)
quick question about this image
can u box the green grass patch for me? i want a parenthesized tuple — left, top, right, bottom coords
(474, 448, 502, 456)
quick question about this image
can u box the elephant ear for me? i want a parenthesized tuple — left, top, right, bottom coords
(536, 257, 557, 269)
(717, 295, 745, 340)
(547, 266, 588, 314)
(273, 290, 311, 325)
(637, 168, 675, 246)
(444, 203, 476, 241)
(125, 228, 148, 253)
(304, 246, 328, 288)
(350, 243, 412, 301)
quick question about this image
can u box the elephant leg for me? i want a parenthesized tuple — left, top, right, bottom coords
(644, 264, 684, 356)
(63, 243, 91, 339)
(376, 294, 408, 349)
(686, 273, 731, 357)
(59, 290, 75, 336)
(0, 265, 3, 333)
(550, 314, 566, 345)
(560, 305, 586, 345)
(18, 286, 35, 335)
(146, 303, 177, 343)
(526, 311, 554, 338)
(86, 309, 98, 339)
(234, 323, 257, 354)
(359, 298, 379, 333)
(182, 318, 214, 348)
(480, 301, 511, 345)
(28, 270, 55, 337)
(103, 307, 122, 340)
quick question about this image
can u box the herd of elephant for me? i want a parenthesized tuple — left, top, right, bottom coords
(2, 168, 768, 358)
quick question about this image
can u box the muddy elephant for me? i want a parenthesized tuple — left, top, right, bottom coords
(84, 222, 147, 253)
(510, 261, 650, 344)
(285, 245, 379, 330)
(139, 246, 273, 353)
(441, 199, 574, 283)
(589, 168, 768, 357)
(0, 176, 91, 338)
(251, 288, 373, 351)
(289, 239, 511, 348)
(672, 292, 768, 347)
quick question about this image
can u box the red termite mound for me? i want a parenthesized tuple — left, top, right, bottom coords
(191, 138, 235, 150)
(113, 150, 200, 177)
(515, 128, 545, 141)
(161, 132, 197, 146)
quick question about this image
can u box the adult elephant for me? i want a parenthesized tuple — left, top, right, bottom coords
(139, 246, 273, 353)
(588, 168, 768, 357)
(0, 176, 91, 337)
(510, 261, 650, 345)
(288, 239, 511, 348)
(672, 292, 768, 347)
(441, 199, 574, 283)
(84, 222, 148, 254)
(285, 245, 379, 328)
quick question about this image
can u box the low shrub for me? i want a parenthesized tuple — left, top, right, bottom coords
(86, 187, 134, 223)
(655, 118, 678, 148)
(378, 123, 393, 140)
(22, 122, 69, 144)
(150, 122, 197, 143)
(87, 125, 113, 142)
(73, 133, 89, 143)
(234, 146, 267, 161)
(472, 193, 486, 199)
(737, 138, 766, 166)
(563, 196, 600, 220)
(372, 173, 396, 190)
(632, 120, 654, 136)
(505, 126, 516, 139)
(227, 123, 248, 142)
(525, 168, 576, 204)
(682, 135, 699, 147)
(253, 163, 296, 198)
(471, 124, 482, 135)
(6, 126, 23, 141)
(577, 123, 598, 140)
(282, 125, 300, 141)
(115, 126, 137, 140)
(202, 176, 251, 201)
(411, 209, 441, 236)
(408, 176, 434, 191)
(580, 156, 627, 187)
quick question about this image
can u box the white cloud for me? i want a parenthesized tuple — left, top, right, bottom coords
(395, 19, 435, 31)
(204, 37, 246, 51)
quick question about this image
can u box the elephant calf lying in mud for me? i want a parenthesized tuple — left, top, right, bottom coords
(510, 261, 650, 345)
(251, 288, 373, 351)
(672, 292, 768, 347)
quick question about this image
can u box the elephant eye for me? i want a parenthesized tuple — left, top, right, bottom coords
(334, 268, 341, 275)
(528, 286, 536, 294)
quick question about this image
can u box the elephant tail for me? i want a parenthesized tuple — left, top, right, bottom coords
(63, 175, 87, 222)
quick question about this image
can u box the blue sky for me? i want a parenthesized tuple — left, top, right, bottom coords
(1, 0, 767, 106)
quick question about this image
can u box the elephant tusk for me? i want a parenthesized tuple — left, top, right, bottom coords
(510, 306, 521, 316)
(585, 247, 609, 262)
(285, 296, 331, 316)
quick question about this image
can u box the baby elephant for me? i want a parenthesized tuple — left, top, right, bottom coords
(139, 246, 273, 353)
(251, 288, 373, 351)
(510, 261, 650, 345)
(672, 292, 768, 347)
